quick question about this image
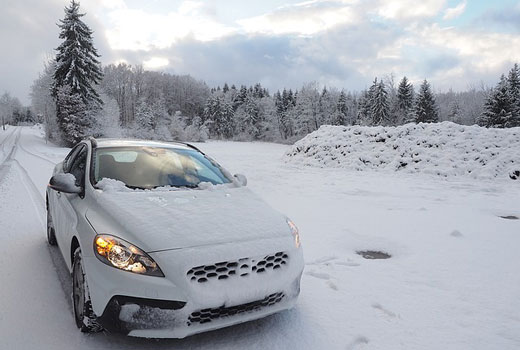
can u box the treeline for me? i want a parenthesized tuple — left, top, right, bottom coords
(478, 64, 520, 128)
(29, 62, 519, 146)
(0, 93, 34, 128)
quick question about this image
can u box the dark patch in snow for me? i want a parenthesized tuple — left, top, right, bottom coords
(510, 170, 520, 180)
(498, 215, 519, 220)
(346, 335, 370, 349)
(450, 230, 463, 237)
(356, 250, 391, 259)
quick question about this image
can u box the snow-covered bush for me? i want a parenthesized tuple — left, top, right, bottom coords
(285, 122, 520, 179)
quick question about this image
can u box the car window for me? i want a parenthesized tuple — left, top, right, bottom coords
(68, 145, 87, 187)
(93, 146, 232, 189)
(63, 144, 82, 173)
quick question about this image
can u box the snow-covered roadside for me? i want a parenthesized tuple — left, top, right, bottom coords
(0, 127, 519, 349)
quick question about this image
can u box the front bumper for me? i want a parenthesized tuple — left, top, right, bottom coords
(97, 279, 299, 338)
(82, 236, 304, 338)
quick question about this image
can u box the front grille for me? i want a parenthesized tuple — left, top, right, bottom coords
(187, 251, 289, 283)
(188, 292, 285, 325)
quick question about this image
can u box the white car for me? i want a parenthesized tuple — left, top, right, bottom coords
(46, 138, 304, 338)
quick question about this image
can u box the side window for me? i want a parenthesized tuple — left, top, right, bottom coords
(68, 146, 88, 187)
(63, 145, 82, 173)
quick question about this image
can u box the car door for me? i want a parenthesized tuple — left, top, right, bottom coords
(51, 144, 81, 248)
(54, 144, 88, 268)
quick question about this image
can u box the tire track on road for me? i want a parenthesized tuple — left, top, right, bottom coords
(0, 127, 21, 181)
(0, 127, 47, 229)
(18, 140, 57, 166)
(0, 126, 18, 164)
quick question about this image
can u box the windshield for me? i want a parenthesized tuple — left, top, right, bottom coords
(92, 146, 232, 189)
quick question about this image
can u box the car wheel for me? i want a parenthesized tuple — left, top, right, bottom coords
(72, 248, 103, 333)
(46, 208, 57, 246)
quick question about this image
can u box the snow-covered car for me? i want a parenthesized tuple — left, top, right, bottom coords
(45, 138, 304, 338)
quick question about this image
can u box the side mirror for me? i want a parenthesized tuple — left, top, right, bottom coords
(234, 173, 247, 186)
(48, 173, 82, 194)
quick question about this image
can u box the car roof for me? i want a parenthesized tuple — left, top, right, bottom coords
(93, 138, 196, 151)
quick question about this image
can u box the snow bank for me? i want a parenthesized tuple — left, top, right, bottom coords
(285, 122, 520, 179)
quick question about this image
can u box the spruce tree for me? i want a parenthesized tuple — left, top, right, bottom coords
(53, 0, 102, 105)
(414, 80, 438, 123)
(371, 79, 389, 125)
(52, 0, 103, 145)
(356, 89, 371, 125)
(275, 90, 292, 138)
(479, 75, 512, 128)
(56, 85, 89, 146)
(507, 63, 520, 126)
(237, 94, 261, 138)
(397, 76, 414, 123)
(333, 91, 348, 126)
(204, 95, 234, 138)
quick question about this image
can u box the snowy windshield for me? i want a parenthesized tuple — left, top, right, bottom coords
(93, 146, 232, 189)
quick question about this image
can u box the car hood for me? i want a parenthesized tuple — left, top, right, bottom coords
(86, 185, 290, 252)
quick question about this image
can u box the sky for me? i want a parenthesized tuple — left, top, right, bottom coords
(1, 0, 520, 104)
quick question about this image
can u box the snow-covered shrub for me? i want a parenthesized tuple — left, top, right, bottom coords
(285, 122, 520, 179)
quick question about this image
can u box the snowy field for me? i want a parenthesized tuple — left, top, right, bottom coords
(0, 125, 519, 349)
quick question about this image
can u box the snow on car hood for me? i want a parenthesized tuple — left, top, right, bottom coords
(87, 183, 290, 252)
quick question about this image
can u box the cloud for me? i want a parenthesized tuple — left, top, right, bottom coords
(443, 1, 466, 20)
(2, 0, 520, 105)
(104, 2, 236, 51)
(143, 57, 169, 70)
(237, 0, 361, 36)
(478, 5, 520, 33)
(377, 0, 446, 20)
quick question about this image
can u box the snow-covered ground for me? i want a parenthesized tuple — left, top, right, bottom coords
(0, 125, 519, 349)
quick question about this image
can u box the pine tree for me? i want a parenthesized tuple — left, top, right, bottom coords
(448, 99, 462, 124)
(318, 87, 336, 125)
(233, 85, 248, 111)
(52, 0, 103, 145)
(52, 0, 102, 105)
(371, 79, 389, 125)
(479, 75, 512, 128)
(56, 85, 89, 145)
(204, 95, 234, 138)
(333, 91, 348, 125)
(274, 91, 287, 138)
(236, 94, 261, 138)
(275, 89, 294, 138)
(356, 89, 371, 125)
(222, 83, 229, 93)
(414, 80, 438, 123)
(397, 76, 414, 123)
(507, 63, 520, 126)
(135, 100, 155, 131)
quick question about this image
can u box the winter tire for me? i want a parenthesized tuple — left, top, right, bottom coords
(46, 208, 57, 246)
(72, 248, 103, 333)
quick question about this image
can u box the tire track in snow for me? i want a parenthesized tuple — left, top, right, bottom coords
(0, 127, 46, 229)
(12, 160, 46, 229)
(17, 139, 57, 166)
(0, 126, 18, 165)
(12, 128, 47, 229)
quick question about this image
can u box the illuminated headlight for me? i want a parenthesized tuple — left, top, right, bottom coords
(287, 219, 301, 248)
(94, 235, 164, 277)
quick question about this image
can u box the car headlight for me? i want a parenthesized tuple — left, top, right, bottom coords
(287, 219, 301, 248)
(94, 235, 164, 277)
